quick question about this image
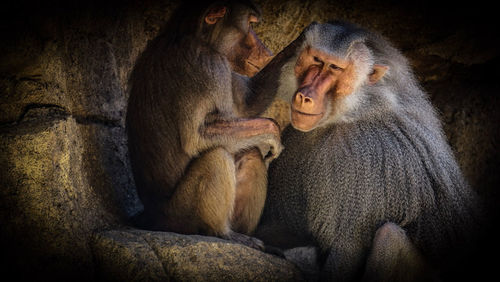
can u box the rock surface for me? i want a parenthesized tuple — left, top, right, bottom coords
(92, 229, 301, 281)
(1, 0, 498, 280)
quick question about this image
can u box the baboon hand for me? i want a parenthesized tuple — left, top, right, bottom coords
(257, 118, 283, 163)
(267, 138, 284, 160)
(225, 231, 265, 251)
(260, 134, 284, 165)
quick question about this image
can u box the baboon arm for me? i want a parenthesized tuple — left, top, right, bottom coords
(179, 102, 211, 156)
(180, 108, 280, 157)
(201, 118, 282, 157)
(233, 32, 306, 117)
(203, 118, 280, 139)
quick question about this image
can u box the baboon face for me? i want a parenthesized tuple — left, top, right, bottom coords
(205, 5, 273, 77)
(224, 14, 273, 77)
(291, 46, 351, 131)
(290, 45, 387, 132)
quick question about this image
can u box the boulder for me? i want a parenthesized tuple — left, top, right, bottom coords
(92, 229, 302, 281)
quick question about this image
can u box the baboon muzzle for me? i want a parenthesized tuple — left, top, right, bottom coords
(291, 87, 325, 132)
(290, 66, 331, 131)
(247, 29, 273, 70)
(293, 88, 319, 114)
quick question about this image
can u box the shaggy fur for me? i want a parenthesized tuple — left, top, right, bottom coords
(258, 21, 483, 281)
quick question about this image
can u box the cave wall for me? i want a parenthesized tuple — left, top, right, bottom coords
(1, 0, 498, 280)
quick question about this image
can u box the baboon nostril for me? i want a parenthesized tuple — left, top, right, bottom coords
(295, 92, 315, 109)
(295, 93, 304, 103)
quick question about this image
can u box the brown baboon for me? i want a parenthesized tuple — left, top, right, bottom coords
(257, 21, 482, 280)
(126, 0, 300, 248)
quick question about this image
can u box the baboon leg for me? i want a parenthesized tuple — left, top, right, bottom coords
(164, 147, 235, 236)
(165, 147, 263, 250)
(231, 147, 267, 235)
(362, 222, 439, 282)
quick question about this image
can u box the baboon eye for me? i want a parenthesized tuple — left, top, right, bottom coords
(313, 56, 322, 63)
(329, 64, 342, 70)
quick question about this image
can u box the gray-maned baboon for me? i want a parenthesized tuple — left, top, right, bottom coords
(126, 0, 301, 249)
(256, 21, 483, 281)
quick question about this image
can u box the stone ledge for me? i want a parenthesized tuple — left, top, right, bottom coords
(91, 228, 303, 281)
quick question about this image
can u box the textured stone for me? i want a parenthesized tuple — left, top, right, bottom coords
(0, 113, 115, 280)
(92, 229, 302, 281)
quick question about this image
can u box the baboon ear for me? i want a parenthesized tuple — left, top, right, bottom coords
(369, 64, 389, 84)
(205, 7, 227, 25)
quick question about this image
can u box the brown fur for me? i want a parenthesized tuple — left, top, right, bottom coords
(232, 148, 267, 234)
(126, 0, 306, 250)
(126, 0, 290, 250)
(165, 147, 236, 236)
